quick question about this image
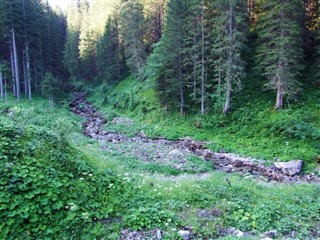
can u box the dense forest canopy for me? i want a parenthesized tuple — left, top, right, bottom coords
(0, 0, 319, 112)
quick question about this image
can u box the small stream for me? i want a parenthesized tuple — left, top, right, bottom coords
(69, 93, 320, 184)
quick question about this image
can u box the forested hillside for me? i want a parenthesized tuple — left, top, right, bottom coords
(0, 0, 319, 113)
(1, 0, 320, 239)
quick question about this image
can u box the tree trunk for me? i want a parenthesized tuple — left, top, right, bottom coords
(275, 76, 283, 109)
(26, 45, 32, 100)
(23, 52, 28, 96)
(178, 18, 184, 115)
(10, 46, 16, 96)
(39, 39, 44, 95)
(276, 0, 285, 110)
(12, 27, 20, 102)
(224, 78, 231, 113)
(34, 65, 38, 93)
(178, 46, 184, 115)
(218, 60, 222, 102)
(4, 77, 7, 102)
(201, 0, 205, 115)
(22, 0, 31, 100)
(0, 65, 3, 100)
(193, 18, 197, 101)
(224, 0, 234, 114)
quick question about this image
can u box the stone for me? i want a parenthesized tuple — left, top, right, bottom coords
(111, 117, 134, 126)
(178, 230, 190, 240)
(262, 230, 277, 239)
(156, 229, 162, 239)
(223, 165, 234, 173)
(234, 230, 244, 237)
(274, 160, 303, 176)
(168, 149, 184, 157)
(232, 160, 244, 168)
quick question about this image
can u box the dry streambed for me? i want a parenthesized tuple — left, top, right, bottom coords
(69, 93, 320, 184)
(69, 93, 320, 239)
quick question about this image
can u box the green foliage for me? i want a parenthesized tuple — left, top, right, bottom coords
(0, 124, 125, 239)
(89, 75, 320, 164)
(124, 203, 176, 231)
(97, 16, 126, 84)
(42, 72, 58, 95)
(209, 0, 248, 112)
(255, 0, 304, 108)
(120, 0, 146, 77)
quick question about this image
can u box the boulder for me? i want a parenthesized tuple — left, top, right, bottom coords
(178, 230, 190, 240)
(155, 229, 162, 239)
(234, 230, 244, 237)
(274, 160, 303, 176)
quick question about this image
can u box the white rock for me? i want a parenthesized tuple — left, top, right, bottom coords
(178, 230, 190, 240)
(262, 238, 273, 240)
(274, 160, 303, 176)
(156, 229, 162, 239)
(234, 230, 244, 237)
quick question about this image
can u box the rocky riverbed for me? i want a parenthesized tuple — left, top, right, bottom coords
(69, 93, 320, 184)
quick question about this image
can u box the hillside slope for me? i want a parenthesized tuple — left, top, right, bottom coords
(88, 76, 320, 171)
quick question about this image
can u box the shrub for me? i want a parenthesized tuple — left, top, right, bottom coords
(0, 125, 125, 239)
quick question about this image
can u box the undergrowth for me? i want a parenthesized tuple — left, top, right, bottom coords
(1, 93, 320, 239)
(88, 76, 320, 170)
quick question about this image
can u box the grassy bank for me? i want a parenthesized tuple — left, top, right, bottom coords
(88, 76, 320, 171)
(1, 94, 320, 239)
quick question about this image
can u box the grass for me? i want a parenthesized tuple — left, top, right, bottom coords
(1, 93, 320, 239)
(88, 76, 320, 171)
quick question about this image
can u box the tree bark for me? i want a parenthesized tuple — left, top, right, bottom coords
(193, 18, 197, 101)
(12, 27, 20, 102)
(275, 76, 283, 109)
(224, 0, 234, 114)
(0, 65, 3, 100)
(201, 0, 205, 115)
(4, 77, 7, 102)
(34, 65, 38, 93)
(10, 46, 16, 96)
(276, 0, 285, 110)
(22, 0, 31, 100)
(23, 52, 28, 96)
(178, 39, 184, 115)
(177, 16, 184, 115)
(26, 45, 32, 100)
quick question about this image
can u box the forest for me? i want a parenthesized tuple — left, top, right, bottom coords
(0, 0, 320, 239)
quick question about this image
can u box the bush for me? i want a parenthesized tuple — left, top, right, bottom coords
(0, 125, 125, 239)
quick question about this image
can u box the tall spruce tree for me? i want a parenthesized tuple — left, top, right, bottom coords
(210, 0, 248, 113)
(255, 0, 304, 109)
(64, 1, 82, 79)
(97, 15, 125, 83)
(120, 0, 146, 78)
(145, 0, 190, 113)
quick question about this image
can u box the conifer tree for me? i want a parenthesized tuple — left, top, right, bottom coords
(145, 0, 191, 113)
(120, 0, 146, 78)
(97, 15, 125, 83)
(255, 0, 304, 109)
(64, 1, 82, 79)
(210, 0, 248, 113)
